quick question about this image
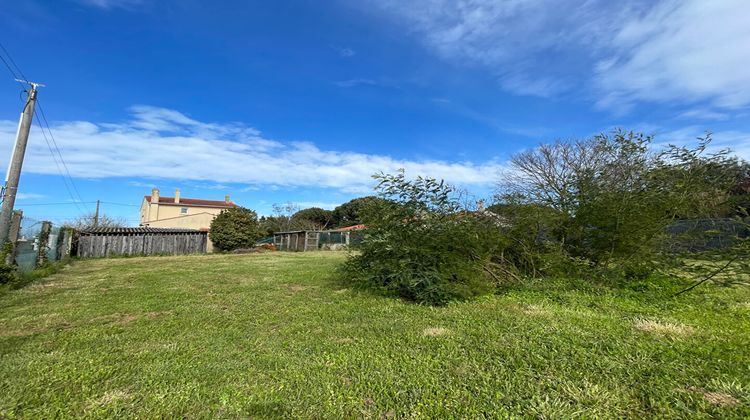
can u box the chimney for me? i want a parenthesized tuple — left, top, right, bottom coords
(225, 195, 231, 204)
(151, 188, 160, 204)
(175, 188, 181, 204)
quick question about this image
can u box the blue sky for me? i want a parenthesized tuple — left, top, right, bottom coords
(1, 0, 749, 225)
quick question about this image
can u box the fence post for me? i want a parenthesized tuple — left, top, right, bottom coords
(58, 227, 74, 260)
(4, 210, 23, 265)
(36, 221, 52, 267)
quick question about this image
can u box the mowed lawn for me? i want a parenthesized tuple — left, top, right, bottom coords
(1, 253, 749, 418)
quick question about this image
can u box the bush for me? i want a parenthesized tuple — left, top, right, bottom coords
(342, 171, 506, 305)
(498, 131, 743, 281)
(0, 242, 17, 285)
(209, 207, 262, 252)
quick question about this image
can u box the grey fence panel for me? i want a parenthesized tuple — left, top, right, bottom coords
(76, 232, 207, 258)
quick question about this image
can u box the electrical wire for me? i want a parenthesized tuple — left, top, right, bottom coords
(12, 201, 98, 206)
(36, 101, 88, 206)
(32, 108, 88, 215)
(1, 39, 90, 216)
(0, 41, 29, 90)
(16, 201, 140, 207)
(99, 201, 140, 207)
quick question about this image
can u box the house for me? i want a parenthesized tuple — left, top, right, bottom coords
(140, 188, 238, 251)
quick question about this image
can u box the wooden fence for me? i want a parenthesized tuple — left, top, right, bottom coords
(74, 227, 207, 258)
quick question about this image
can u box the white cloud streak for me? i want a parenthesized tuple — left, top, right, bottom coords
(0, 106, 504, 193)
(77, 0, 143, 10)
(595, 0, 750, 110)
(368, 0, 750, 112)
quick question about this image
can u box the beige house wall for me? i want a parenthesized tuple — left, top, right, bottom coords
(140, 200, 225, 225)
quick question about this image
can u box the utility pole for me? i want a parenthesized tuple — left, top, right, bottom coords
(93, 200, 100, 227)
(0, 80, 43, 243)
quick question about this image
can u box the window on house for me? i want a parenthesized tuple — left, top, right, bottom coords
(180, 207, 188, 215)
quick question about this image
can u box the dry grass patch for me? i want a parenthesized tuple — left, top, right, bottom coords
(634, 319, 694, 337)
(521, 304, 550, 316)
(683, 387, 741, 407)
(423, 327, 451, 337)
(88, 389, 132, 409)
(90, 311, 171, 326)
(27, 281, 69, 292)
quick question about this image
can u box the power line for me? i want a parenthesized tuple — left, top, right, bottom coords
(13, 201, 98, 206)
(99, 201, 140, 207)
(0, 39, 90, 216)
(36, 101, 88, 207)
(0, 41, 27, 79)
(0, 54, 19, 81)
(0, 41, 29, 91)
(32, 108, 88, 215)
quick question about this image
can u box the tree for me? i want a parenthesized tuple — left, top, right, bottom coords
(209, 207, 262, 251)
(64, 213, 126, 231)
(498, 130, 742, 276)
(343, 170, 505, 305)
(258, 216, 282, 237)
(271, 202, 300, 232)
(332, 196, 387, 227)
(292, 207, 334, 229)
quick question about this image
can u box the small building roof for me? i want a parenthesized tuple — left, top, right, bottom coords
(335, 224, 366, 231)
(144, 195, 238, 208)
(79, 227, 204, 235)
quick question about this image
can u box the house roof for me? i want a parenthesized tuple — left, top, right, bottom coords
(144, 196, 238, 208)
(78, 227, 205, 235)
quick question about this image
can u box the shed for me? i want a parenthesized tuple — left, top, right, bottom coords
(273, 227, 364, 252)
(74, 227, 207, 258)
(273, 230, 319, 252)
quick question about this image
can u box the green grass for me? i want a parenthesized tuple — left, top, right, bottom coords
(1, 252, 749, 418)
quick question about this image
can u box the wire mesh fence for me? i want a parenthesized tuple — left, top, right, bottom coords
(273, 229, 365, 251)
(12, 216, 73, 273)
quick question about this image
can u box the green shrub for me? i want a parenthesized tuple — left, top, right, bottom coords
(0, 264, 15, 285)
(0, 242, 17, 285)
(342, 171, 506, 305)
(209, 207, 262, 252)
(498, 131, 744, 282)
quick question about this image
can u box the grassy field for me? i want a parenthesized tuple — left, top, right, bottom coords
(1, 252, 749, 418)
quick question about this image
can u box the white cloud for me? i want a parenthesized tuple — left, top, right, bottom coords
(77, 0, 143, 9)
(367, 0, 639, 98)
(0, 106, 504, 194)
(331, 45, 356, 58)
(676, 109, 731, 122)
(294, 202, 340, 210)
(368, 0, 750, 112)
(333, 78, 379, 88)
(595, 0, 750, 110)
(16, 193, 45, 200)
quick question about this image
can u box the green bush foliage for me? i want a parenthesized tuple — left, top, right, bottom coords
(342, 171, 506, 305)
(291, 207, 334, 229)
(209, 207, 262, 252)
(0, 242, 16, 285)
(331, 196, 388, 228)
(498, 130, 746, 282)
